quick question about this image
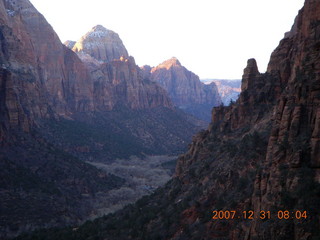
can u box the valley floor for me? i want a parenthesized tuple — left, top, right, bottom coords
(87, 155, 177, 218)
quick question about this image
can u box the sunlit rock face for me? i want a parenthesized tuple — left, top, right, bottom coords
(90, 56, 174, 111)
(72, 25, 129, 63)
(64, 25, 173, 111)
(148, 57, 221, 121)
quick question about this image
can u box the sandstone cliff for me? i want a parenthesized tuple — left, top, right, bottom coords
(66, 26, 173, 111)
(0, 0, 94, 140)
(149, 57, 221, 121)
(0, 0, 202, 238)
(90, 56, 173, 110)
(72, 25, 129, 63)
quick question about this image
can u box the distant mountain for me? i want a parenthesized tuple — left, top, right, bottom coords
(71, 25, 129, 63)
(202, 79, 241, 105)
(143, 57, 221, 122)
(64, 25, 174, 111)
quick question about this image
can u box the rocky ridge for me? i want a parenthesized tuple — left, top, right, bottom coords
(146, 57, 221, 121)
(72, 25, 129, 63)
(65, 26, 173, 111)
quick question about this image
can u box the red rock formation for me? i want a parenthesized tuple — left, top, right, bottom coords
(150, 57, 221, 106)
(248, 0, 320, 237)
(0, 0, 94, 139)
(91, 56, 173, 110)
(0, 2, 174, 140)
(72, 25, 129, 63)
(177, 0, 320, 238)
(65, 26, 174, 111)
(149, 57, 221, 121)
(241, 58, 260, 91)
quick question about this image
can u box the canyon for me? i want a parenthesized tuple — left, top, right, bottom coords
(1, 0, 319, 239)
(16, 0, 320, 239)
(0, 0, 214, 238)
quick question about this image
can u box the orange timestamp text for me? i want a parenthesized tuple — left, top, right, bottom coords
(212, 210, 307, 220)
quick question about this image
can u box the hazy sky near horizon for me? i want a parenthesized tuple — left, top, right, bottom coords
(30, 0, 304, 79)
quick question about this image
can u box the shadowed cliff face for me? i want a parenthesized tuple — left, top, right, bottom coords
(22, 0, 320, 239)
(0, 1, 121, 237)
(175, 0, 320, 237)
(0, 0, 94, 139)
(248, 0, 320, 237)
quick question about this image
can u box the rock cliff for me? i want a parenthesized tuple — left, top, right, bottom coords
(0, 0, 202, 238)
(0, 0, 94, 139)
(175, 0, 320, 237)
(72, 25, 129, 63)
(66, 26, 173, 111)
(90, 56, 173, 110)
(149, 57, 221, 121)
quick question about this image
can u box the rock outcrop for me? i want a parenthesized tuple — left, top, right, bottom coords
(150, 57, 221, 106)
(72, 25, 129, 63)
(90, 56, 173, 110)
(149, 57, 221, 121)
(0, 0, 94, 139)
(65, 26, 173, 111)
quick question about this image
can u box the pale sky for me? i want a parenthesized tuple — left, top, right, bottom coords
(29, 0, 304, 79)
